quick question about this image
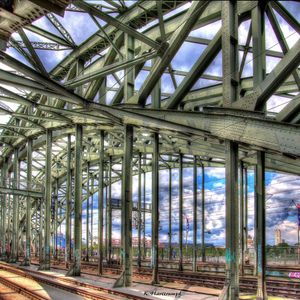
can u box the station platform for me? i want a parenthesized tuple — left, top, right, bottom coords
(1, 262, 299, 299)
(25, 264, 219, 299)
(0, 267, 83, 300)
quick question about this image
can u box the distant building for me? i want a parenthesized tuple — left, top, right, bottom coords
(247, 235, 253, 248)
(275, 229, 282, 245)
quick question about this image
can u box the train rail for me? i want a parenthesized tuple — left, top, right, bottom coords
(26, 259, 300, 298)
(66, 261, 300, 298)
(0, 269, 49, 300)
(0, 262, 148, 300)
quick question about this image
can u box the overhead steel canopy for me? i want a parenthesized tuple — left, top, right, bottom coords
(0, 1, 299, 257)
(0, 0, 69, 48)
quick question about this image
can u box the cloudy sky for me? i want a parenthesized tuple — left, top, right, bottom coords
(1, 1, 300, 247)
(73, 167, 300, 248)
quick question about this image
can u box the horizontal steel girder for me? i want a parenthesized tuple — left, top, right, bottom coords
(119, 107, 300, 157)
(0, 186, 43, 198)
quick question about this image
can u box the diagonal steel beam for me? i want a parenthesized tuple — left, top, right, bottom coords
(9, 37, 40, 71)
(266, 4, 300, 88)
(276, 93, 300, 123)
(65, 50, 157, 88)
(85, 33, 124, 100)
(1, 47, 299, 157)
(25, 25, 72, 47)
(74, 0, 161, 50)
(165, 30, 221, 109)
(270, 1, 300, 35)
(18, 28, 48, 76)
(127, 0, 210, 106)
(0, 69, 48, 90)
(233, 39, 300, 111)
(47, 13, 76, 47)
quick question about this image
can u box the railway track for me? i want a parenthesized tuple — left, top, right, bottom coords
(0, 262, 148, 300)
(24, 260, 300, 298)
(0, 269, 49, 300)
(52, 261, 300, 298)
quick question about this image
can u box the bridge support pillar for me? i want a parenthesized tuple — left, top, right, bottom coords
(192, 156, 198, 272)
(201, 165, 206, 263)
(85, 161, 90, 262)
(114, 124, 133, 287)
(65, 134, 72, 266)
(107, 156, 112, 265)
(39, 129, 52, 270)
(98, 130, 104, 275)
(255, 151, 267, 299)
(220, 141, 239, 300)
(11, 135, 19, 263)
(67, 124, 82, 276)
(240, 162, 245, 275)
(178, 152, 183, 272)
(220, 1, 240, 298)
(168, 164, 172, 261)
(143, 155, 146, 260)
(23, 138, 32, 266)
(152, 132, 159, 284)
(137, 152, 142, 268)
(0, 160, 8, 260)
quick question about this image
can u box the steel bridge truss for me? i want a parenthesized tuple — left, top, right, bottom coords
(0, 1, 299, 299)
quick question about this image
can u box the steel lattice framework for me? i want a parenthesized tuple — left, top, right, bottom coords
(0, 1, 299, 299)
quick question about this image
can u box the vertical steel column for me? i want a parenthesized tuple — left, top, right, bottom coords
(178, 153, 183, 271)
(223, 141, 239, 299)
(201, 165, 206, 262)
(69, 124, 83, 276)
(105, 182, 108, 259)
(252, 0, 266, 277)
(152, 132, 159, 284)
(1, 159, 8, 259)
(0, 191, 1, 256)
(7, 173, 11, 260)
(113, 32, 134, 287)
(39, 196, 43, 264)
(151, 58, 161, 110)
(86, 162, 90, 261)
(24, 138, 32, 265)
(0, 190, 1, 256)
(107, 156, 112, 264)
(54, 178, 59, 260)
(115, 124, 133, 287)
(244, 167, 248, 257)
(143, 156, 146, 259)
(40, 129, 52, 270)
(240, 162, 245, 275)
(256, 152, 267, 299)
(252, 2, 266, 100)
(168, 165, 172, 261)
(220, 0, 239, 298)
(65, 134, 72, 265)
(91, 177, 94, 258)
(123, 125, 133, 287)
(11, 139, 19, 262)
(137, 152, 142, 268)
(192, 156, 198, 272)
(98, 131, 104, 275)
(0, 164, 3, 257)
